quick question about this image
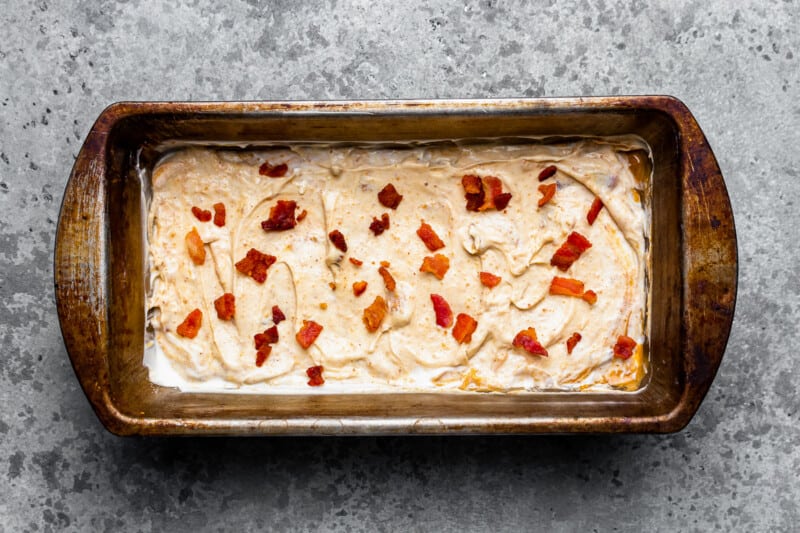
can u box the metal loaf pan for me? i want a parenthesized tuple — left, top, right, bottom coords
(54, 97, 737, 435)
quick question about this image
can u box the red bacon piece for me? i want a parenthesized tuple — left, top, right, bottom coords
(255, 345, 272, 367)
(462, 174, 486, 212)
(261, 200, 297, 231)
(235, 248, 276, 283)
(296, 320, 323, 349)
(613, 335, 637, 360)
(462, 174, 512, 212)
(328, 229, 348, 252)
(213, 203, 226, 227)
(255, 325, 279, 348)
(191, 206, 212, 222)
(369, 213, 390, 236)
(213, 293, 235, 321)
(566, 332, 582, 354)
(512, 327, 548, 357)
(259, 161, 289, 177)
(538, 183, 556, 208)
(582, 290, 598, 305)
(479, 272, 501, 288)
(537, 165, 557, 181)
(185, 228, 205, 265)
(176, 309, 202, 339)
(549, 276, 585, 298)
(363, 296, 388, 332)
(550, 232, 592, 271)
(419, 254, 450, 280)
(306, 365, 325, 386)
(349, 257, 364, 266)
(272, 305, 286, 324)
(452, 313, 478, 344)
(378, 183, 403, 209)
(430, 294, 453, 328)
(493, 192, 512, 211)
(478, 176, 504, 211)
(416, 220, 445, 251)
(378, 265, 396, 291)
(353, 281, 368, 297)
(587, 197, 604, 225)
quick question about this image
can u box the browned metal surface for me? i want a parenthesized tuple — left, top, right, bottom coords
(54, 97, 737, 435)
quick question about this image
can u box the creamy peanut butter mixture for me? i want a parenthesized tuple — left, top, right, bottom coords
(145, 138, 649, 392)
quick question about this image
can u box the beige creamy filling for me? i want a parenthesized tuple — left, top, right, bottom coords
(145, 138, 649, 392)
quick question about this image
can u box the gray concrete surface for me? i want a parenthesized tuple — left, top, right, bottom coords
(1, 0, 798, 531)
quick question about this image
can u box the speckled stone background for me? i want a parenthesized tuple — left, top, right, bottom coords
(1, 0, 798, 531)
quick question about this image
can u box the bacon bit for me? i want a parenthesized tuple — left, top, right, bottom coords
(538, 183, 557, 208)
(493, 192, 512, 211)
(185, 228, 205, 265)
(369, 213, 390, 236)
(296, 209, 308, 222)
(259, 162, 289, 177)
(261, 200, 297, 231)
(176, 309, 202, 339)
(378, 183, 403, 209)
(380, 261, 390, 268)
(416, 220, 445, 251)
(235, 248, 277, 283)
(306, 365, 325, 386)
(272, 305, 286, 324)
(419, 254, 450, 280)
(349, 257, 363, 267)
(582, 290, 598, 305)
(462, 174, 486, 211)
(430, 294, 453, 328)
(255, 345, 272, 367)
(479, 272, 501, 288)
(549, 276, 585, 297)
(587, 197, 604, 225)
(537, 165, 557, 181)
(463, 174, 513, 212)
(378, 265, 396, 291)
(296, 320, 323, 349)
(550, 231, 592, 271)
(212, 203, 226, 227)
(566, 332, 582, 354)
(254, 325, 279, 348)
(353, 281, 368, 296)
(478, 176, 504, 211)
(213, 293, 235, 321)
(363, 296, 388, 332)
(327, 229, 348, 253)
(613, 335, 637, 360)
(191, 206, 212, 222)
(512, 327, 548, 356)
(452, 313, 478, 344)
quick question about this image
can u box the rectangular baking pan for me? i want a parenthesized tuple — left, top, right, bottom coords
(54, 97, 737, 435)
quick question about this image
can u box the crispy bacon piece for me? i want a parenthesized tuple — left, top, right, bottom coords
(176, 309, 202, 339)
(378, 265, 396, 291)
(550, 231, 592, 271)
(261, 200, 297, 231)
(254, 325, 279, 348)
(462, 174, 512, 212)
(478, 176, 503, 211)
(255, 345, 272, 367)
(349, 257, 363, 266)
(185, 228, 205, 265)
(452, 313, 478, 344)
(613, 335, 637, 360)
(582, 290, 597, 305)
(566, 332, 582, 354)
(296, 320, 323, 349)
(479, 272, 501, 288)
(419, 254, 450, 280)
(213, 293, 235, 321)
(363, 296, 388, 332)
(306, 365, 325, 386)
(353, 281, 368, 297)
(493, 192, 512, 211)
(296, 209, 308, 222)
(191, 206, 212, 222)
(259, 161, 288, 177)
(235, 248, 276, 283)
(587, 197, 604, 225)
(328, 229, 348, 252)
(538, 183, 557, 207)
(462, 174, 486, 211)
(537, 165, 557, 181)
(272, 305, 286, 324)
(416, 220, 445, 251)
(549, 276, 585, 298)
(512, 327, 548, 357)
(212, 203, 226, 227)
(378, 183, 403, 209)
(430, 294, 453, 328)
(369, 213, 390, 236)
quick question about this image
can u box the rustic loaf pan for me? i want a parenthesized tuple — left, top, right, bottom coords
(54, 97, 737, 435)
